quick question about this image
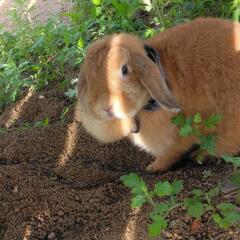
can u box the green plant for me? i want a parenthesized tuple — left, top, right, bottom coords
(60, 106, 70, 123)
(202, 169, 212, 178)
(34, 118, 49, 128)
(185, 187, 240, 229)
(148, 0, 233, 30)
(122, 113, 240, 238)
(122, 172, 240, 238)
(172, 113, 240, 187)
(222, 155, 240, 174)
(171, 113, 222, 163)
(184, 187, 219, 219)
(213, 202, 240, 229)
(225, 166, 240, 195)
(231, 0, 240, 21)
(121, 173, 183, 237)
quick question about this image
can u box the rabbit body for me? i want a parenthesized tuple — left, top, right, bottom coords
(77, 18, 240, 172)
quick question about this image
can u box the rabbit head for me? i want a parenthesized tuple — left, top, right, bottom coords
(78, 33, 180, 124)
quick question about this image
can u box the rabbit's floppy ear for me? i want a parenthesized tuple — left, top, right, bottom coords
(130, 48, 180, 113)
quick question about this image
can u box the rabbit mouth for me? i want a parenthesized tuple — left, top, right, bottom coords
(130, 116, 140, 134)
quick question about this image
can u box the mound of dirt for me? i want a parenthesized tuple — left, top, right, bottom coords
(0, 81, 239, 240)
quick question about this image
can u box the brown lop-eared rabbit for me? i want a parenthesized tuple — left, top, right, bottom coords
(77, 17, 240, 173)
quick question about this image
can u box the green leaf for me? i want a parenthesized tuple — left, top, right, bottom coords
(204, 204, 214, 211)
(120, 173, 140, 188)
(233, 8, 240, 22)
(154, 202, 170, 215)
(144, 28, 156, 38)
(193, 113, 202, 124)
(179, 124, 193, 136)
(230, 173, 240, 187)
(60, 106, 69, 121)
(184, 198, 204, 219)
(202, 170, 212, 178)
(231, 157, 240, 167)
(207, 187, 219, 199)
(64, 87, 77, 99)
(196, 151, 205, 164)
(154, 181, 173, 197)
(148, 215, 167, 238)
(217, 203, 236, 211)
(131, 185, 142, 195)
(204, 114, 222, 128)
(224, 211, 240, 224)
(213, 214, 230, 229)
(131, 186, 142, 195)
(131, 180, 147, 194)
(222, 155, 240, 167)
(121, 173, 147, 195)
(77, 38, 85, 49)
(186, 116, 194, 125)
(171, 114, 186, 127)
(199, 135, 216, 155)
(222, 154, 235, 163)
(112, 0, 130, 18)
(192, 189, 203, 197)
(92, 0, 101, 5)
(43, 117, 49, 126)
(131, 195, 146, 208)
(172, 180, 183, 195)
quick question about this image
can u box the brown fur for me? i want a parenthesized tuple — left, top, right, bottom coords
(77, 17, 240, 172)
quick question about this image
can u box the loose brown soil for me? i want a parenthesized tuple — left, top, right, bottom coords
(0, 81, 239, 240)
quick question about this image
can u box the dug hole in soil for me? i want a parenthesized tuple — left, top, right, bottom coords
(0, 1, 239, 240)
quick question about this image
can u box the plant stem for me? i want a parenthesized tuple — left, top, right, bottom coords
(168, 202, 183, 213)
(146, 193, 157, 208)
(152, 0, 165, 28)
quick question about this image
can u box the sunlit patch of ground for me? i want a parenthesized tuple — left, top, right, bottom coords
(0, 0, 72, 30)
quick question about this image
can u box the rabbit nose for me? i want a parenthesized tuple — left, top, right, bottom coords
(104, 105, 114, 117)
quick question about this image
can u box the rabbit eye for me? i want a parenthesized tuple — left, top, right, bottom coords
(121, 65, 128, 76)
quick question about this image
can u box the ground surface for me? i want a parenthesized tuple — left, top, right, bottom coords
(0, 82, 239, 240)
(0, 0, 71, 30)
(0, 1, 240, 240)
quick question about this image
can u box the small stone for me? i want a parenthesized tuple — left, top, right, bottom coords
(177, 236, 184, 240)
(58, 210, 64, 216)
(229, 231, 234, 235)
(169, 220, 177, 228)
(189, 236, 195, 240)
(13, 186, 18, 193)
(165, 231, 173, 238)
(48, 232, 56, 239)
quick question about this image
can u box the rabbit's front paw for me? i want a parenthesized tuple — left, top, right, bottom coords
(146, 158, 169, 173)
